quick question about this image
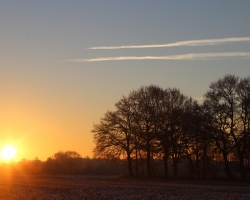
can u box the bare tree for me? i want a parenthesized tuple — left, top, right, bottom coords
(167, 89, 194, 178)
(128, 85, 166, 178)
(182, 101, 203, 178)
(235, 76, 250, 178)
(92, 96, 137, 176)
(92, 85, 201, 178)
(204, 74, 250, 179)
(156, 88, 192, 178)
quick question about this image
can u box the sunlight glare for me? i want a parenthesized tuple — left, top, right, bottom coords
(1, 145, 17, 161)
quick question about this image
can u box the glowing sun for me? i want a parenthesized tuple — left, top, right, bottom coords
(1, 145, 17, 161)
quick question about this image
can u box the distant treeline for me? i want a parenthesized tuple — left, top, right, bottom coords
(0, 150, 246, 179)
(0, 151, 127, 176)
(92, 74, 250, 180)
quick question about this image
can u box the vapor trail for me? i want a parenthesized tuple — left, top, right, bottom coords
(67, 52, 250, 62)
(89, 37, 250, 50)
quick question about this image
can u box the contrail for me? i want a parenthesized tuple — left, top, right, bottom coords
(88, 37, 250, 50)
(67, 52, 250, 62)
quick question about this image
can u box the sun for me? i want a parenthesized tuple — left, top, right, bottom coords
(1, 145, 17, 161)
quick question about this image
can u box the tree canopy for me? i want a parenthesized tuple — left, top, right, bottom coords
(92, 75, 250, 179)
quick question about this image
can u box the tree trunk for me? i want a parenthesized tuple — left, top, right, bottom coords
(163, 154, 169, 178)
(127, 152, 133, 176)
(239, 154, 245, 179)
(222, 151, 231, 179)
(139, 150, 144, 176)
(146, 148, 152, 177)
(196, 152, 200, 179)
(172, 156, 178, 178)
(186, 154, 194, 178)
(135, 148, 139, 176)
(202, 138, 207, 178)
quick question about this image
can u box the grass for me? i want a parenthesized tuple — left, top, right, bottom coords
(0, 174, 249, 199)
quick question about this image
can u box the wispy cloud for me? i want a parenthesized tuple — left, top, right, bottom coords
(89, 37, 250, 50)
(67, 52, 250, 62)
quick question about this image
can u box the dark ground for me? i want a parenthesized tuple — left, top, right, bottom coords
(0, 174, 249, 199)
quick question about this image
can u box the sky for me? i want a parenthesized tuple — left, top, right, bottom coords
(0, 1, 250, 161)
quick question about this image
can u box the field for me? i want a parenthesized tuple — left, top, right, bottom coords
(0, 175, 249, 199)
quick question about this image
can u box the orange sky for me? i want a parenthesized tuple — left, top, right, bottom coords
(0, 78, 97, 161)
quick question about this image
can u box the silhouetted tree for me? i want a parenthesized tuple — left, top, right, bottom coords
(235, 76, 250, 179)
(128, 85, 166, 178)
(92, 76, 249, 179)
(93, 85, 167, 177)
(44, 151, 82, 174)
(156, 88, 194, 178)
(182, 101, 203, 178)
(204, 75, 250, 179)
(204, 75, 236, 178)
(168, 90, 195, 178)
(92, 96, 137, 176)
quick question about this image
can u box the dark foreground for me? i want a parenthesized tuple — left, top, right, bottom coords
(0, 175, 249, 199)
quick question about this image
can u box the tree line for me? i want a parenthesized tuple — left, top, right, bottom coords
(92, 74, 250, 179)
(0, 151, 127, 175)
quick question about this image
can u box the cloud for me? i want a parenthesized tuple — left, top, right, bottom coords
(88, 37, 250, 50)
(67, 52, 250, 62)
